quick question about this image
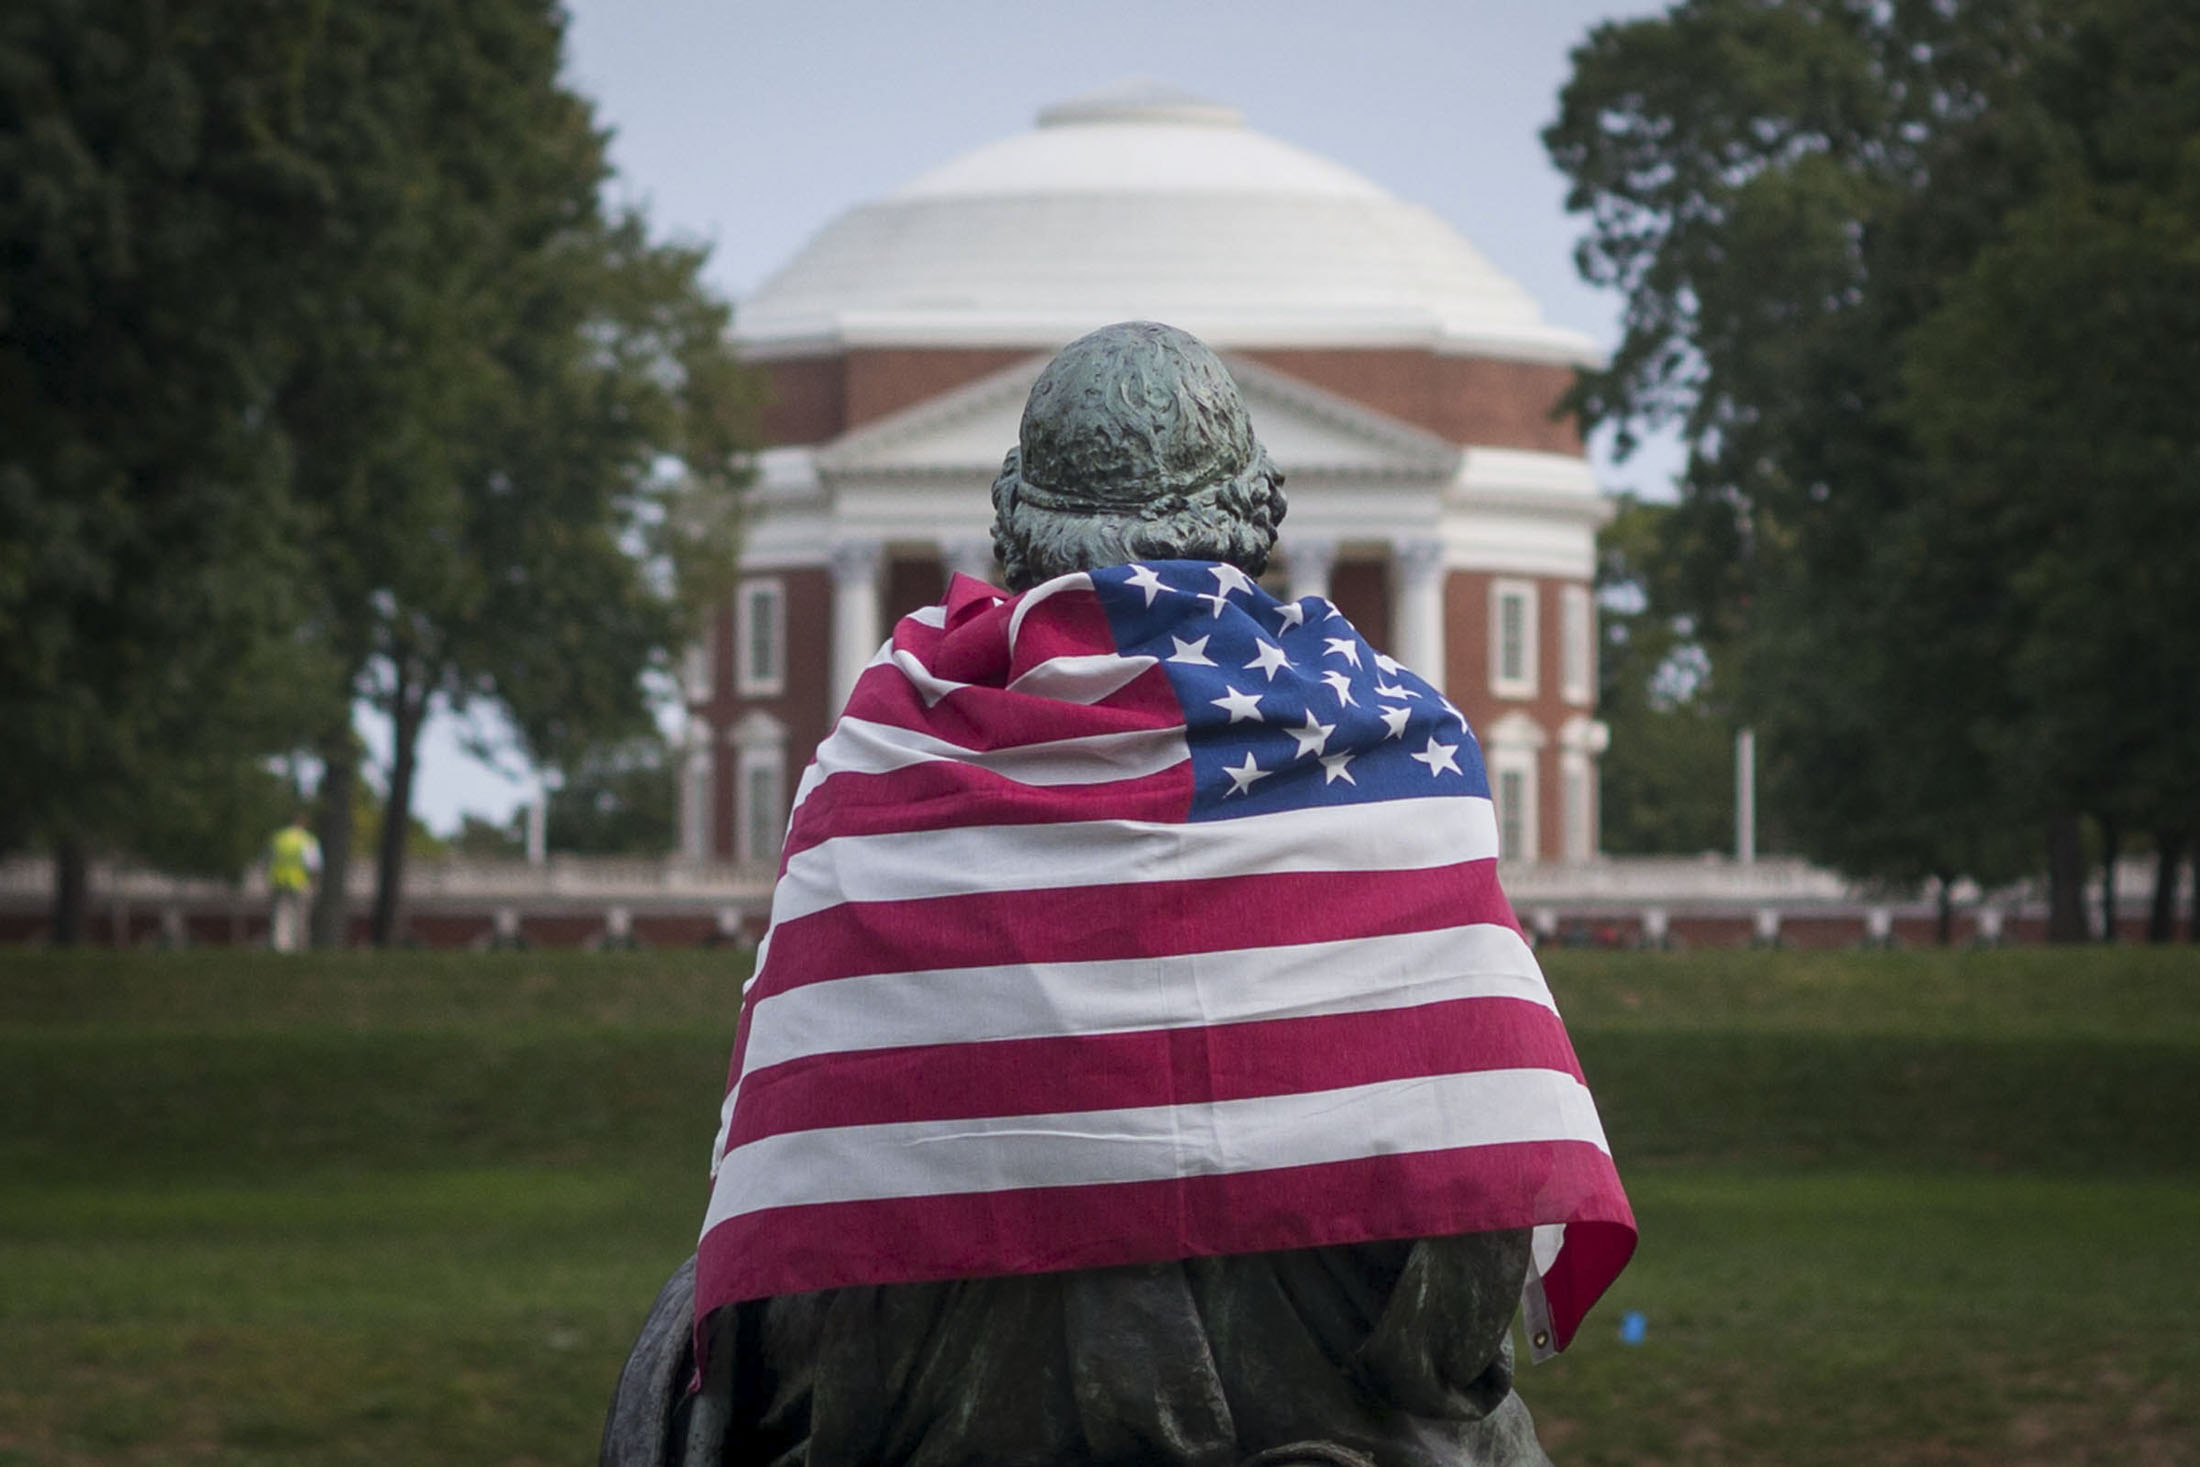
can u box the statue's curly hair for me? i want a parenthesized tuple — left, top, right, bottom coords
(990, 443, 1286, 591)
(988, 322, 1287, 590)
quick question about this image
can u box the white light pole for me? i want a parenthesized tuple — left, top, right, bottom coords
(1735, 726, 1757, 865)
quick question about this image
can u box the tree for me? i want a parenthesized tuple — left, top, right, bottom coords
(1902, 0, 2200, 941)
(1, 1, 344, 937)
(1545, 0, 2187, 936)
(255, 2, 750, 946)
(543, 737, 677, 857)
(1593, 497, 1737, 856)
(3, 1, 751, 946)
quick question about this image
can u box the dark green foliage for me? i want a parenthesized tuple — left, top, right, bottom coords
(0, 1, 756, 942)
(0, 0, 340, 890)
(1547, 0, 2200, 919)
(449, 813, 524, 860)
(1901, 0, 2200, 849)
(1595, 497, 1737, 855)
(546, 736, 677, 856)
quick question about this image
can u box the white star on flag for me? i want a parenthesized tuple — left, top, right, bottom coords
(1169, 635, 1216, 666)
(1124, 564, 1171, 605)
(1210, 563, 1257, 597)
(1378, 705, 1412, 739)
(1210, 685, 1265, 723)
(1221, 751, 1270, 796)
(1323, 637, 1362, 668)
(1373, 681, 1418, 700)
(1319, 751, 1357, 785)
(1288, 712, 1336, 759)
(1411, 737, 1463, 777)
(1274, 601, 1306, 630)
(1374, 651, 1401, 675)
(1321, 670, 1359, 707)
(1244, 641, 1290, 680)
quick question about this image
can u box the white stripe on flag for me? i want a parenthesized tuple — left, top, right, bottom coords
(1005, 653, 1159, 704)
(813, 716, 1190, 790)
(704, 1066, 1609, 1226)
(889, 645, 968, 707)
(742, 921, 1548, 1076)
(767, 796, 1500, 926)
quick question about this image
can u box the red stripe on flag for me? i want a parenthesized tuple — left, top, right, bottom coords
(1005, 584, 1119, 683)
(725, 996, 1583, 1150)
(840, 660, 1185, 749)
(695, 1140, 1635, 1349)
(783, 761, 1193, 862)
(749, 858, 1518, 1001)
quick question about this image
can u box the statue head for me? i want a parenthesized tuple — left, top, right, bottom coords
(990, 321, 1287, 590)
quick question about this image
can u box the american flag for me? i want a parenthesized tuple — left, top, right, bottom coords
(696, 560, 1634, 1358)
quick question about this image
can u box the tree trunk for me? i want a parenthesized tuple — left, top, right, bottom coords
(2189, 828, 2200, 943)
(311, 729, 358, 950)
(2191, 848, 2200, 943)
(2046, 814, 2088, 943)
(1934, 877, 1954, 948)
(51, 837, 88, 946)
(2096, 814, 2120, 944)
(2150, 830, 2187, 945)
(370, 671, 429, 948)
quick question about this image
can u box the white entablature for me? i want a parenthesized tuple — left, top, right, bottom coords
(738, 353, 1606, 582)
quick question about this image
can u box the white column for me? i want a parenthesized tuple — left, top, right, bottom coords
(941, 535, 998, 587)
(1283, 536, 1336, 602)
(829, 538, 883, 716)
(1391, 538, 1447, 684)
(524, 791, 548, 866)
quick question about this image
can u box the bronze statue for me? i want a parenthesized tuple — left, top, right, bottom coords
(602, 323, 1626, 1467)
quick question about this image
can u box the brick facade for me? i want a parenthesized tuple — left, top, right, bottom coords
(1443, 568, 1599, 862)
(1240, 349, 1581, 456)
(762, 346, 1582, 456)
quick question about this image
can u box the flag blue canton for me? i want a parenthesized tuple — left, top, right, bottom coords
(1090, 560, 1491, 820)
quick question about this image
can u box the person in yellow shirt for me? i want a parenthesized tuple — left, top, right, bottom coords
(267, 813, 322, 953)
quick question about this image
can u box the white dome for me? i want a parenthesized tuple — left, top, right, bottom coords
(736, 83, 1597, 365)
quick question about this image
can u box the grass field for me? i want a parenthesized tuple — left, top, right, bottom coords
(2, 946, 2196, 1465)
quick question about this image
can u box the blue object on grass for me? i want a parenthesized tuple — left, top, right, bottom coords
(1619, 1310, 1647, 1345)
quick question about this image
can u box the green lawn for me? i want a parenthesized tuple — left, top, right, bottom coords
(2, 947, 2196, 1465)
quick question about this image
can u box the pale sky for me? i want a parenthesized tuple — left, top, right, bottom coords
(398, 0, 1682, 833)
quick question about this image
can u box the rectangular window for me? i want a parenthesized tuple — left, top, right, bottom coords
(736, 579, 785, 697)
(1499, 769, 1527, 862)
(1561, 585, 1594, 706)
(1563, 759, 1591, 863)
(1489, 580, 1538, 699)
(680, 743, 712, 861)
(741, 756, 783, 866)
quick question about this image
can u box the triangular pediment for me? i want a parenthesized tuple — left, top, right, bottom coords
(815, 352, 1462, 482)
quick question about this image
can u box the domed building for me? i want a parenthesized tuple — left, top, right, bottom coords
(681, 84, 1612, 870)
